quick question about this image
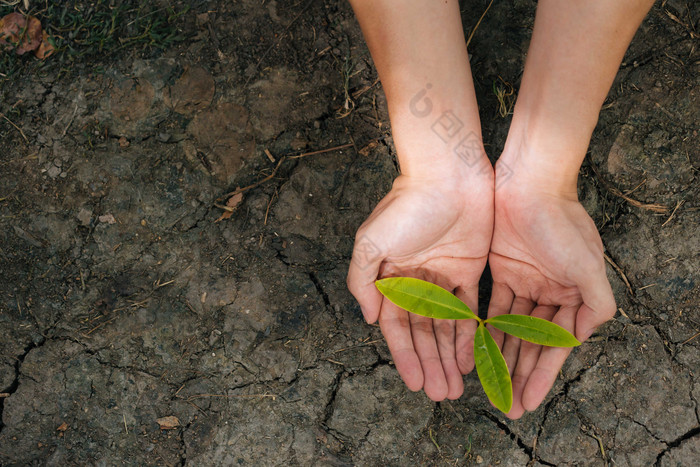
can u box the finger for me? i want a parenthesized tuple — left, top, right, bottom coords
(506, 375, 527, 420)
(409, 313, 448, 401)
(378, 299, 423, 392)
(575, 265, 616, 341)
(455, 285, 479, 375)
(433, 318, 465, 400)
(521, 305, 577, 412)
(501, 297, 536, 376)
(486, 281, 515, 349)
(347, 233, 385, 323)
(506, 305, 557, 420)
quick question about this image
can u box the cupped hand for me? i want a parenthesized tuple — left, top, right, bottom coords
(347, 165, 493, 401)
(488, 162, 616, 418)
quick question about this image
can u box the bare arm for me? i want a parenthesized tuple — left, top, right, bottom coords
(347, 0, 493, 401)
(502, 0, 656, 196)
(348, 0, 484, 179)
(492, 0, 655, 418)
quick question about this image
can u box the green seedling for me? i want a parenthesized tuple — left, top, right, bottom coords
(375, 277, 580, 413)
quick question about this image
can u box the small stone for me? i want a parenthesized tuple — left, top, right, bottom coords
(156, 416, 180, 430)
(76, 207, 92, 226)
(98, 214, 116, 224)
(47, 165, 61, 178)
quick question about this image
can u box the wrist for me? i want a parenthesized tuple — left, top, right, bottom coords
(497, 124, 583, 200)
(388, 90, 489, 181)
(394, 125, 491, 182)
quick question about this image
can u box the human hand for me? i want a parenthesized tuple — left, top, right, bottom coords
(347, 163, 493, 401)
(487, 159, 615, 419)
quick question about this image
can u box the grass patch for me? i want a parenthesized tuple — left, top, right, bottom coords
(0, 0, 192, 79)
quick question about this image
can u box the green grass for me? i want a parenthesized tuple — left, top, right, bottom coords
(0, 0, 191, 79)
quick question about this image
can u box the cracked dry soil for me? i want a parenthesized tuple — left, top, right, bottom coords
(1, 1, 698, 465)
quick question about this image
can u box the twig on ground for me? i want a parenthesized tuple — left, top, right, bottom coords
(466, 0, 494, 49)
(62, 103, 79, 137)
(590, 164, 668, 213)
(215, 142, 356, 207)
(661, 199, 684, 227)
(680, 332, 700, 346)
(623, 178, 646, 196)
(263, 187, 279, 225)
(0, 112, 29, 143)
(352, 78, 380, 100)
(287, 143, 353, 159)
(331, 339, 382, 354)
(186, 393, 277, 401)
(603, 253, 634, 297)
(429, 428, 441, 453)
(590, 431, 607, 466)
(606, 184, 669, 213)
(215, 156, 286, 204)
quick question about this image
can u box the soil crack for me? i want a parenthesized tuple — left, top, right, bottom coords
(321, 370, 344, 426)
(479, 411, 556, 466)
(308, 272, 331, 309)
(0, 338, 46, 436)
(654, 426, 700, 466)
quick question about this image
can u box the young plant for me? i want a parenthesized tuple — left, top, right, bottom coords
(375, 277, 580, 413)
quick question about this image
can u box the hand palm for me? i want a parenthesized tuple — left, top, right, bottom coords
(348, 174, 493, 400)
(488, 192, 615, 418)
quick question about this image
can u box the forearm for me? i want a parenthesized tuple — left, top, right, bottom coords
(349, 0, 484, 179)
(503, 0, 655, 195)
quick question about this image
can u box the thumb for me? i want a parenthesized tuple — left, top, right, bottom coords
(347, 233, 385, 323)
(574, 261, 616, 341)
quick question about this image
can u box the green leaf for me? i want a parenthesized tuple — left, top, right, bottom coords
(474, 323, 512, 413)
(375, 277, 478, 320)
(485, 314, 580, 347)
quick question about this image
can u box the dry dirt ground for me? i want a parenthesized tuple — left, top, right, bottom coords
(0, 0, 698, 465)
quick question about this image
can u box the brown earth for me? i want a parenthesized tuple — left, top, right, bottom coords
(0, 0, 698, 465)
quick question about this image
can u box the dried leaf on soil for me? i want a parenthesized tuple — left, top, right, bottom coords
(156, 416, 180, 430)
(34, 30, 55, 59)
(215, 191, 243, 222)
(0, 12, 42, 55)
